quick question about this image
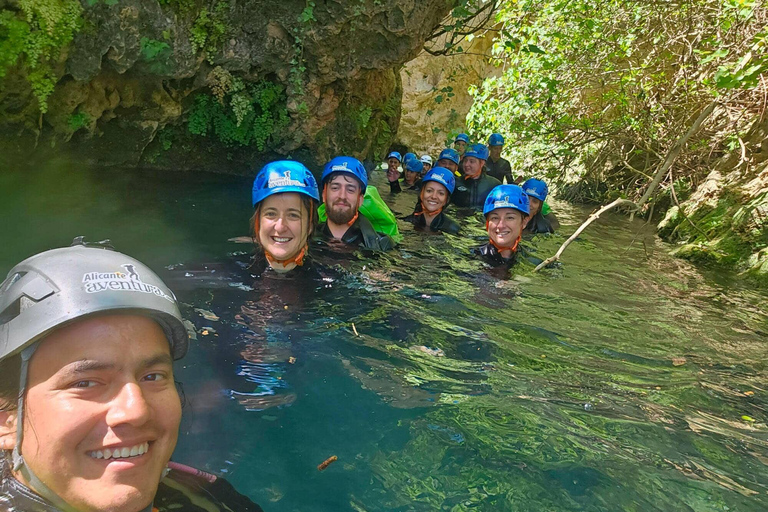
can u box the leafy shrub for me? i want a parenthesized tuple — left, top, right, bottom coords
(0, 0, 82, 112)
(187, 78, 290, 150)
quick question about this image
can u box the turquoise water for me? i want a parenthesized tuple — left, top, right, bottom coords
(2, 161, 768, 511)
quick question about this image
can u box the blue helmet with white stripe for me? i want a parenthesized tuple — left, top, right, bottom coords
(321, 156, 368, 193)
(488, 133, 505, 146)
(483, 185, 530, 216)
(252, 161, 320, 207)
(386, 151, 402, 162)
(422, 166, 456, 194)
(521, 178, 549, 202)
(465, 143, 490, 161)
(437, 148, 460, 165)
(454, 133, 470, 144)
(404, 158, 423, 173)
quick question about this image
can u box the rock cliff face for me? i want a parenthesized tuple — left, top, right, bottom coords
(658, 114, 768, 283)
(0, 0, 452, 171)
(397, 31, 498, 157)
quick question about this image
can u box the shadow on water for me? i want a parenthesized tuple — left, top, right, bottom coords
(2, 163, 768, 511)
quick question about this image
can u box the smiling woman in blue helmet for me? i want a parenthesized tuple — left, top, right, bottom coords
(250, 160, 320, 273)
(403, 167, 460, 235)
(0, 240, 262, 512)
(473, 184, 531, 266)
(521, 178, 560, 234)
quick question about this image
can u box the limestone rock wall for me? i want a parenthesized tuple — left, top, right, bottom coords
(0, 0, 453, 172)
(397, 30, 499, 158)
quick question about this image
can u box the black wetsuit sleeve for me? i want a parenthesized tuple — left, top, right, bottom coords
(390, 180, 403, 193)
(378, 233, 395, 251)
(441, 215, 461, 235)
(545, 212, 560, 231)
(501, 159, 513, 183)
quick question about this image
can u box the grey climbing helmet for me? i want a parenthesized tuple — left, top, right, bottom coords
(0, 239, 188, 362)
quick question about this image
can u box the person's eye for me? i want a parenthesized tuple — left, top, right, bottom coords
(72, 380, 97, 389)
(288, 213, 302, 220)
(263, 211, 278, 219)
(142, 373, 167, 382)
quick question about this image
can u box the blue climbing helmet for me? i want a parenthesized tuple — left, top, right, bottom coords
(521, 178, 549, 202)
(437, 148, 460, 165)
(252, 160, 320, 207)
(483, 184, 530, 217)
(321, 156, 368, 193)
(386, 151, 402, 162)
(488, 133, 505, 147)
(465, 143, 490, 161)
(404, 158, 423, 173)
(422, 166, 456, 194)
(454, 133, 470, 144)
(403, 152, 417, 164)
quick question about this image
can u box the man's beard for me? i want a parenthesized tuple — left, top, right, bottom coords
(327, 201, 357, 225)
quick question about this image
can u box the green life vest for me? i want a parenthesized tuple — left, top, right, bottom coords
(318, 185, 403, 244)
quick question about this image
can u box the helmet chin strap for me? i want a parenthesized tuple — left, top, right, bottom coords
(12, 344, 81, 512)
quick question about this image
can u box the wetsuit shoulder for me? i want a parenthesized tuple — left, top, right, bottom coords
(433, 212, 460, 234)
(356, 214, 395, 251)
(156, 465, 264, 512)
(524, 212, 555, 234)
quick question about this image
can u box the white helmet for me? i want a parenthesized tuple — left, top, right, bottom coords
(0, 240, 188, 362)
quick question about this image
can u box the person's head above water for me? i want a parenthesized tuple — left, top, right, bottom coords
(321, 156, 368, 229)
(251, 161, 320, 272)
(483, 185, 530, 257)
(463, 144, 490, 180)
(488, 133, 504, 161)
(420, 155, 432, 175)
(403, 158, 423, 186)
(454, 133, 470, 156)
(418, 167, 456, 217)
(385, 151, 401, 175)
(0, 239, 188, 512)
(521, 178, 549, 217)
(436, 148, 460, 175)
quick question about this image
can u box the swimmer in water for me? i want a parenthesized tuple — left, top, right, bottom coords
(403, 166, 460, 234)
(250, 160, 320, 273)
(454, 133, 470, 157)
(389, 156, 423, 193)
(521, 178, 560, 234)
(419, 155, 432, 176)
(317, 156, 394, 251)
(384, 151, 401, 179)
(473, 184, 531, 266)
(436, 148, 461, 177)
(0, 239, 263, 512)
(452, 143, 502, 210)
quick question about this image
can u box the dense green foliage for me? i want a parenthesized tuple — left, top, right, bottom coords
(467, 0, 767, 204)
(187, 71, 290, 150)
(0, 0, 82, 112)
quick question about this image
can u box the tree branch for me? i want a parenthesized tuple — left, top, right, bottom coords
(533, 199, 639, 272)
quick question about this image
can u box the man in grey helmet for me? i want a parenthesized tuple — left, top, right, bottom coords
(0, 240, 262, 512)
